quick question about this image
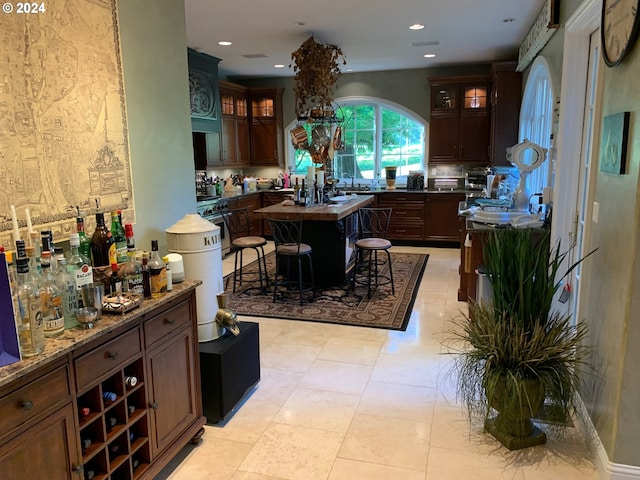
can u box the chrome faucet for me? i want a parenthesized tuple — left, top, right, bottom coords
(343, 173, 355, 189)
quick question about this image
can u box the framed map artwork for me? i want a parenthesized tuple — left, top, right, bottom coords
(0, 0, 133, 249)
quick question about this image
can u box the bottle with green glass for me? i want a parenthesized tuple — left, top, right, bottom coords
(76, 212, 92, 260)
(111, 211, 127, 264)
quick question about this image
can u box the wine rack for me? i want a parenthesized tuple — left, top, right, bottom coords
(76, 356, 150, 480)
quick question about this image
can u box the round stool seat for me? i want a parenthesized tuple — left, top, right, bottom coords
(233, 236, 267, 248)
(355, 238, 391, 250)
(277, 243, 312, 256)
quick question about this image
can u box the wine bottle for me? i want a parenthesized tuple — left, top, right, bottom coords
(107, 416, 117, 429)
(103, 391, 117, 402)
(85, 469, 95, 480)
(148, 240, 167, 299)
(90, 211, 115, 267)
(128, 404, 136, 415)
(293, 177, 300, 204)
(110, 211, 127, 264)
(40, 251, 65, 338)
(81, 437, 92, 451)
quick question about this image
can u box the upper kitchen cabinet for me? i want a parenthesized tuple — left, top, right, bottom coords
(219, 81, 251, 166)
(250, 87, 284, 166)
(490, 61, 522, 166)
(187, 49, 222, 135)
(429, 76, 491, 164)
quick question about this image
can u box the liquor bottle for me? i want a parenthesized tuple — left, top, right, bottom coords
(148, 240, 167, 298)
(294, 177, 300, 204)
(123, 252, 143, 295)
(124, 223, 135, 252)
(300, 179, 308, 206)
(68, 233, 93, 306)
(40, 251, 65, 338)
(29, 232, 42, 273)
(15, 256, 45, 357)
(90, 210, 115, 267)
(56, 256, 79, 329)
(141, 254, 151, 299)
(76, 213, 92, 260)
(111, 211, 127, 264)
(25, 246, 42, 286)
(109, 262, 122, 294)
(46, 230, 57, 272)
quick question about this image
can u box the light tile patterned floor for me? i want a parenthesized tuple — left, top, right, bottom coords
(165, 245, 597, 480)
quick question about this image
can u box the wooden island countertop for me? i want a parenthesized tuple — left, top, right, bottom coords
(254, 194, 374, 221)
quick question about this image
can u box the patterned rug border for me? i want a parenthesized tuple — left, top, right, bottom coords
(224, 252, 429, 331)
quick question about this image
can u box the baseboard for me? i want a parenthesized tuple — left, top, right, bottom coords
(574, 395, 640, 480)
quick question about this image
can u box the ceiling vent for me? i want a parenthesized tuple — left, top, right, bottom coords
(411, 41, 440, 47)
(242, 53, 268, 59)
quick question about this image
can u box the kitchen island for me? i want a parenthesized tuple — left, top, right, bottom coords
(254, 195, 374, 286)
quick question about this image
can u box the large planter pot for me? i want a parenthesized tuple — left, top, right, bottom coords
(485, 376, 546, 450)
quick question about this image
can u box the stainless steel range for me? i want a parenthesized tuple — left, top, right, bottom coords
(197, 196, 231, 256)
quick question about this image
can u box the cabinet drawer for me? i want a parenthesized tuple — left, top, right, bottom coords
(0, 365, 71, 435)
(388, 223, 424, 240)
(388, 206, 424, 222)
(75, 328, 141, 391)
(144, 299, 192, 349)
(378, 193, 425, 206)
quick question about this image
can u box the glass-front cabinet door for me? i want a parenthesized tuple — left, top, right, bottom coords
(431, 85, 458, 111)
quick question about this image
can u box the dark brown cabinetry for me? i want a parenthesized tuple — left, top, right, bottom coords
(237, 194, 263, 236)
(490, 61, 522, 166)
(0, 363, 80, 480)
(220, 81, 251, 166)
(250, 87, 284, 166)
(193, 132, 222, 169)
(378, 193, 426, 241)
(425, 193, 466, 242)
(429, 76, 491, 164)
(261, 192, 286, 235)
(0, 286, 205, 480)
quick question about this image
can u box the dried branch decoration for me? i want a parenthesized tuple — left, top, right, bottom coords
(290, 36, 346, 118)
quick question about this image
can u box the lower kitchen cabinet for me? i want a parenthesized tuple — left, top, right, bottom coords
(0, 284, 205, 480)
(378, 192, 426, 241)
(0, 393, 80, 480)
(261, 192, 286, 236)
(425, 193, 466, 242)
(237, 193, 263, 236)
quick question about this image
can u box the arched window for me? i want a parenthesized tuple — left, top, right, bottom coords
(286, 97, 426, 184)
(519, 57, 556, 194)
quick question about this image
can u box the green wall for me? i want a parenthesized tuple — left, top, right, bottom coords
(117, 0, 195, 253)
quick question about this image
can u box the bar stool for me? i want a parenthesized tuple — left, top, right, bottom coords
(267, 218, 315, 305)
(222, 207, 269, 294)
(352, 207, 395, 298)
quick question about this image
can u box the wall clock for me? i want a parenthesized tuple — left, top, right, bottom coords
(601, 0, 640, 67)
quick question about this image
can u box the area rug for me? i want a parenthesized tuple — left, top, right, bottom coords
(224, 252, 429, 331)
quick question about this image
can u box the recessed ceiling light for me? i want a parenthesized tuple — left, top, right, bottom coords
(502, 18, 515, 23)
(218, 41, 232, 46)
(293, 21, 305, 27)
(274, 64, 285, 68)
(409, 24, 425, 30)
(424, 54, 436, 58)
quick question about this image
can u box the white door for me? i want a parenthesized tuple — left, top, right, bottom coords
(569, 30, 602, 323)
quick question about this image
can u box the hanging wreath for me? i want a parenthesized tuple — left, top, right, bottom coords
(290, 36, 346, 118)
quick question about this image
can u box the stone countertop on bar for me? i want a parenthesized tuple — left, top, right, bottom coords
(0, 279, 201, 388)
(254, 195, 374, 222)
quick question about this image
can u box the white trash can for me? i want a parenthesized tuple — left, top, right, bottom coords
(166, 214, 225, 341)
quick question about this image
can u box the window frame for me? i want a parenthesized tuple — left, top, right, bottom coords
(518, 56, 556, 195)
(285, 96, 427, 185)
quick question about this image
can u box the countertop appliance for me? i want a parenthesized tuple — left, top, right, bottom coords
(197, 197, 231, 257)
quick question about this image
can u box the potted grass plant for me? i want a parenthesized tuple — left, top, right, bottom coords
(447, 228, 595, 450)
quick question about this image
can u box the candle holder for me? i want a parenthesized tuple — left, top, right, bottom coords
(384, 166, 398, 190)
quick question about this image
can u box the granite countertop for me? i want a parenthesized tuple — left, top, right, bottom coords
(0, 280, 201, 388)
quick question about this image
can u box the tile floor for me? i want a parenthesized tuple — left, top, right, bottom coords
(165, 245, 597, 480)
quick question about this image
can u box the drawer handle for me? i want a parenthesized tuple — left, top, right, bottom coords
(397, 229, 407, 233)
(22, 400, 34, 411)
(151, 402, 158, 410)
(165, 318, 176, 325)
(107, 351, 119, 360)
